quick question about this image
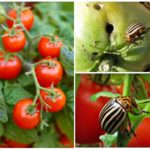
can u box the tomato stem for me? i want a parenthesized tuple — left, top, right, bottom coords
(123, 74, 134, 96)
(117, 74, 134, 147)
(25, 62, 53, 129)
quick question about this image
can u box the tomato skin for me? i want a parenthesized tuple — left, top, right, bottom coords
(38, 87, 66, 112)
(38, 37, 63, 58)
(4, 138, 28, 148)
(13, 98, 40, 129)
(2, 31, 26, 52)
(76, 75, 119, 144)
(0, 53, 22, 80)
(35, 58, 63, 87)
(128, 118, 150, 147)
(6, 9, 34, 31)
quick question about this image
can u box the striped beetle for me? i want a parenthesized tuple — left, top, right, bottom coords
(99, 96, 149, 135)
(125, 23, 150, 44)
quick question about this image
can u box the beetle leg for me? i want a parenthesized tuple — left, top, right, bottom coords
(126, 114, 136, 137)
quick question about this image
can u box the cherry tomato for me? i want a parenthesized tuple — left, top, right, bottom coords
(0, 52, 22, 80)
(128, 118, 150, 147)
(38, 87, 66, 112)
(38, 37, 63, 58)
(6, 9, 34, 31)
(2, 31, 26, 52)
(60, 134, 74, 148)
(76, 74, 119, 144)
(13, 98, 40, 129)
(35, 58, 63, 87)
(4, 138, 28, 148)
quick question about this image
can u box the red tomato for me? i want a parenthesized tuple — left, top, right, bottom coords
(2, 31, 26, 52)
(35, 58, 63, 87)
(13, 98, 40, 129)
(60, 134, 74, 148)
(4, 138, 28, 148)
(6, 9, 34, 31)
(38, 87, 66, 112)
(76, 74, 119, 144)
(0, 143, 8, 148)
(38, 37, 63, 58)
(0, 52, 22, 80)
(128, 118, 150, 147)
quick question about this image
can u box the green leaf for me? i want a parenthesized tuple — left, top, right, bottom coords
(30, 16, 55, 37)
(33, 125, 60, 148)
(66, 90, 74, 112)
(4, 84, 33, 105)
(0, 81, 8, 123)
(100, 133, 118, 147)
(60, 46, 74, 77)
(0, 124, 4, 137)
(4, 121, 38, 145)
(17, 74, 34, 87)
(91, 91, 120, 101)
(54, 90, 74, 142)
(55, 109, 74, 141)
(138, 74, 150, 83)
(75, 74, 80, 92)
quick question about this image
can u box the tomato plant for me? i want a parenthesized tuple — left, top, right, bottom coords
(38, 87, 66, 112)
(6, 9, 34, 31)
(38, 36, 63, 58)
(76, 74, 119, 144)
(0, 2, 73, 148)
(0, 52, 22, 80)
(2, 30, 26, 52)
(35, 58, 63, 87)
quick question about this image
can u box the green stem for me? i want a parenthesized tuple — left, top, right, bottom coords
(117, 74, 134, 147)
(123, 74, 134, 96)
(133, 76, 148, 99)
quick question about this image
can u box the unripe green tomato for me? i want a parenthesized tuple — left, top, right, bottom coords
(75, 2, 150, 72)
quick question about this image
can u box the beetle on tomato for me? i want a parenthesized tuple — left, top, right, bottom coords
(76, 74, 119, 144)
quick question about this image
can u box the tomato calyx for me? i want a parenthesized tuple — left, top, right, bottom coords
(44, 85, 60, 102)
(42, 34, 62, 45)
(25, 104, 39, 116)
(47, 59, 57, 68)
(0, 52, 17, 62)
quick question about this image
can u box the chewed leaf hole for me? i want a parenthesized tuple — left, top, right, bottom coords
(106, 23, 114, 34)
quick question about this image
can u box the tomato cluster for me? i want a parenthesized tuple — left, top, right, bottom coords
(0, 5, 66, 133)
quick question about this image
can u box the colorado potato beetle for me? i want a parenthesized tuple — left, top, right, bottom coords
(125, 23, 150, 44)
(99, 96, 149, 135)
